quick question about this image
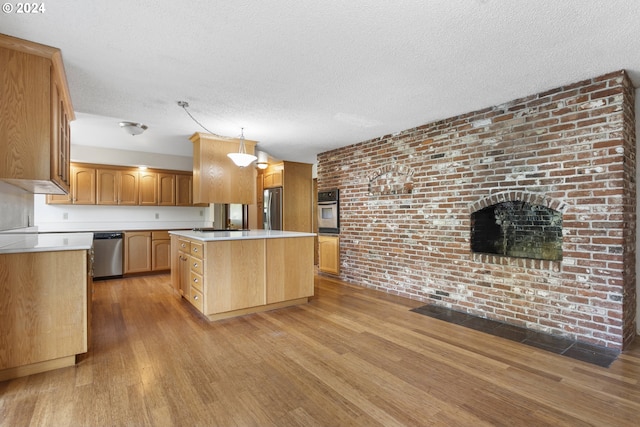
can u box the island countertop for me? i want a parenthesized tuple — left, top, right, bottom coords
(169, 229, 316, 242)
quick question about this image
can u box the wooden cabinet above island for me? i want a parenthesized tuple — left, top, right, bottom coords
(170, 230, 315, 321)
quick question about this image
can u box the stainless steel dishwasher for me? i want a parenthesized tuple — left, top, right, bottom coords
(92, 232, 123, 279)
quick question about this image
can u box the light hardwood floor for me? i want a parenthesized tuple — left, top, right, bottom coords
(1, 273, 639, 426)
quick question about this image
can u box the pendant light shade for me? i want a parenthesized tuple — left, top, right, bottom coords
(227, 128, 257, 167)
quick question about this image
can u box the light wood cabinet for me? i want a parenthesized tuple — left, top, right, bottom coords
(46, 165, 96, 204)
(151, 231, 171, 271)
(260, 161, 313, 232)
(125, 230, 171, 274)
(0, 34, 74, 194)
(190, 132, 257, 204)
(318, 235, 340, 275)
(266, 237, 314, 303)
(175, 173, 193, 206)
(124, 231, 152, 274)
(158, 173, 176, 206)
(263, 170, 283, 189)
(0, 249, 89, 381)
(171, 235, 314, 321)
(118, 169, 140, 205)
(172, 237, 192, 297)
(95, 167, 139, 205)
(49, 163, 199, 207)
(139, 170, 158, 206)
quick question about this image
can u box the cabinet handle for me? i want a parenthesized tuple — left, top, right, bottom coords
(193, 295, 199, 301)
(193, 277, 198, 283)
(193, 262, 198, 269)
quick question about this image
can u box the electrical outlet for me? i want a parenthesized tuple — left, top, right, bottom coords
(199, 210, 204, 217)
(63, 212, 68, 220)
(155, 213, 160, 219)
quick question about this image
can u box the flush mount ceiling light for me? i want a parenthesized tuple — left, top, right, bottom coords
(255, 150, 269, 169)
(119, 121, 148, 136)
(228, 128, 257, 167)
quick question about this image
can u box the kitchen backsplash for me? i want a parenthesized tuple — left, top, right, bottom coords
(0, 181, 34, 232)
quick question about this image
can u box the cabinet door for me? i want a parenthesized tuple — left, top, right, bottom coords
(139, 171, 158, 206)
(72, 166, 96, 204)
(118, 170, 139, 205)
(96, 169, 118, 205)
(152, 232, 171, 271)
(124, 232, 151, 274)
(318, 235, 340, 275)
(158, 173, 176, 206)
(206, 240, 266, 314)
(266, 237, 314, 303)
(46, 192, 72, 204)
(46, 165, 95, 204)
(175, 174, 193, 206)
(50, 70, 71, 193)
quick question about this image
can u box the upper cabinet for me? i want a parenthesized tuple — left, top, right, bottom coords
(48, 163, 200, 207)
(190, 132, 257, 205)
(46, 165, 96, 204)
(0, 34, 74, 194)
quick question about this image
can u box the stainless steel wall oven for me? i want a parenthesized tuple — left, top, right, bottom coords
(317, 190, 339, 234)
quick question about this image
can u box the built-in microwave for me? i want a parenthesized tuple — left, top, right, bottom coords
(318, 190, 339, 234)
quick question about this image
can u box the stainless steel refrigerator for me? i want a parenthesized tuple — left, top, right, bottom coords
(263, 187, 283, 230)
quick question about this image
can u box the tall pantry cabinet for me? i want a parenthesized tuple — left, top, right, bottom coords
(0, 34, 74, 194)
(260, 161, 313, 232)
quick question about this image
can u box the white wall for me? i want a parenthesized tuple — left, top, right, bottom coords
(0, 181, 33, 231)
(34, 195, 210, 231)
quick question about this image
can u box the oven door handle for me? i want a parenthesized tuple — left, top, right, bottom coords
(318, 201, 337, 206)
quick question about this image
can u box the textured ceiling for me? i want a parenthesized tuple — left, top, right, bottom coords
(1, 0, 639, 163)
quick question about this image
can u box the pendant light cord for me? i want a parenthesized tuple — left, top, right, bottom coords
(178, 101, 229, 139)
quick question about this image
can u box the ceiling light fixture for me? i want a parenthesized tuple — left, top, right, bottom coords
(255, 150, 269, 169)
(228, 128, 257, 167)
(178, 101, 257, 168)
(119, 121, 148, 136)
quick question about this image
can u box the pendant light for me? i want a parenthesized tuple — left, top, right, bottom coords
(227, 128, 257, 167)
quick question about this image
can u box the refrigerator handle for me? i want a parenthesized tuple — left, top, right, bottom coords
(266, 191, 272, 230)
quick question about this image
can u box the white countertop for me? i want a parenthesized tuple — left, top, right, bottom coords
(0, 232, 94, 254)
(169, 229, 316, 241)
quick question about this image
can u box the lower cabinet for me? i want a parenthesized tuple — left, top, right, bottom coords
(124, 230, 171, 274)
(124, 231, 152, 274)
(0, 250, 90, 381)
(151, 231, 171, 271)
(318, 235, 340, 275)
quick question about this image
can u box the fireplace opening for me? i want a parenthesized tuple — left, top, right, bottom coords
(470, 201, 562, 261)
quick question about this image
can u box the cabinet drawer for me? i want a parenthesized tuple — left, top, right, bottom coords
(190, 242, 204, 259)
(190, 288, 204, 312)
(152, 230, 170, 240)
(178, 239, 190, 251)
(190, 271, 203, 293)
(190, 257, 203, 275)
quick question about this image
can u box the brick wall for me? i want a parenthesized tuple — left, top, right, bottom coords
(317, 70, 636, 350)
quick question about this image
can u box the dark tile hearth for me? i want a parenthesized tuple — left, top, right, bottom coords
(411, 305, 619, 368)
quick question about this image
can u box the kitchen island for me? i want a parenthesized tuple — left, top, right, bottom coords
(0, 232, 93, 381)
(169, 229, 315, 321)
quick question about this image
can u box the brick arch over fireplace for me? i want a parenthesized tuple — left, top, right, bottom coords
(468, 191, 569, 216)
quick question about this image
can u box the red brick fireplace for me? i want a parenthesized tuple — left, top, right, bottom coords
(318, 70, 636, 350)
